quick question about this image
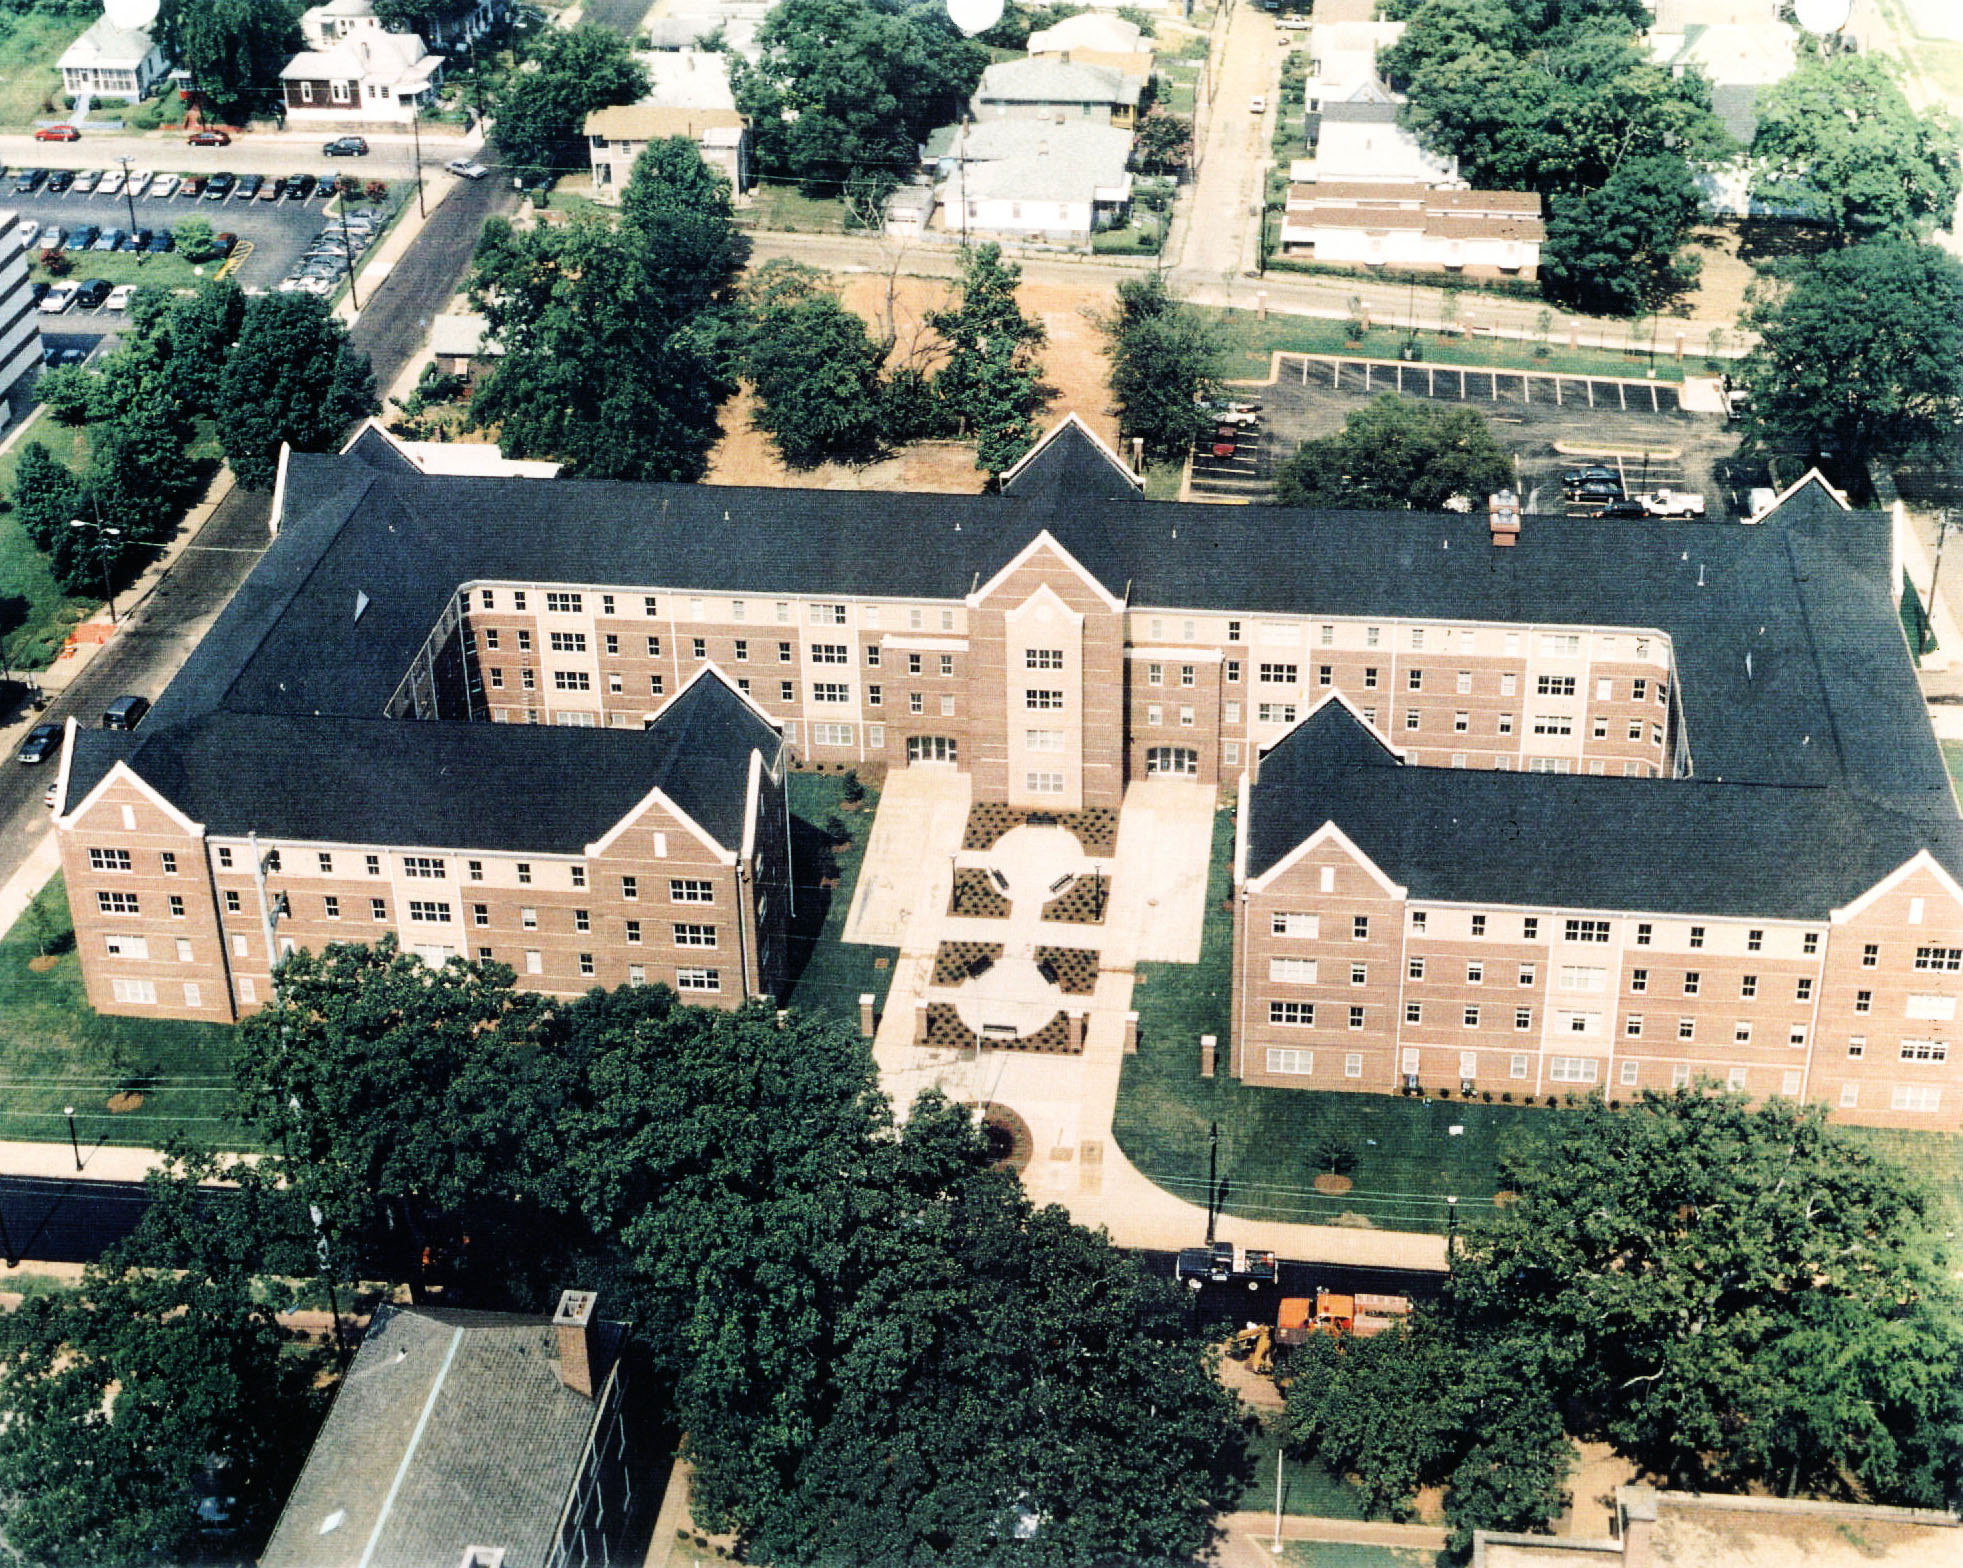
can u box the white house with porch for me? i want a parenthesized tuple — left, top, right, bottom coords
(59, 12, 170, 102)
(281, 0, 443, 123)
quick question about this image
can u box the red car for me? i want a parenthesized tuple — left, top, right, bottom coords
(187, 129, 231, 147)
(34, 124, 80, 142)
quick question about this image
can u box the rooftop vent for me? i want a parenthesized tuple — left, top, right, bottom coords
(1487, 490, 1520, 548)
(553, 1289, 600, 1399)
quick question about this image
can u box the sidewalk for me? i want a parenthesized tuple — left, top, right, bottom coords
(1214, 1511, 1449, 1565)
(334, 127, 486, 328)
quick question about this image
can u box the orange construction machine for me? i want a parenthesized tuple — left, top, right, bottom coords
(1275, 1290, 1411, 1345)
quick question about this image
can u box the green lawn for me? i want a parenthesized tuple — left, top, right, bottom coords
(1113, 805, 1560, 1234)
(1244, 1418, 1369, 1521)
(34, 251, 208, 291)
(1144, 462, 1183, 500)
(1283, 1543, 1444, 1568)
(742, 183, 851, 234)
(777, 770, 897, 1031)
(0, 875, 247, 1149)
(1203, 310, 1688, 386)
(0, 11, 85, 131)
(0, 418, 95, 671)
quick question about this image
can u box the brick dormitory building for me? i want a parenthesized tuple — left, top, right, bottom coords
(49, 417, 1963, 1130)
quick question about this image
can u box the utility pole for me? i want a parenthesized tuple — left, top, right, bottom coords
(410, 97, 426, 219)
(1205, 1120, 1219, 1244)
(1923, 510, 1954, 658)
(338, 191, 360, 311)
(116, 155, 139, 257)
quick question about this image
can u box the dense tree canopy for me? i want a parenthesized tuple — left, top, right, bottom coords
(237, 944, 1249, 1564)
(1096, 273, 1224, 466)
(742, 261, 890, 467)
(733, 0, 988, 196)
(0, 1149, 331, 1568)
(491, 24, 648, 177)
(926, 243, 1049, 476)
(1540, 154, 1704, 314)
(1740, 236, 1963, 462)
(1286, 1090, 1963, 1547)
(217, 292, 379, 489)
(1750, 53, 1962, 241)
(469, 141, 740, 479)
(1273, 393, 1514, 510)
(155, 0, 302, 124)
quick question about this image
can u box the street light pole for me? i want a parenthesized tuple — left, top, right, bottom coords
(1205, 1120, 1219, 1244)
(67, 516, 122, 624)
(1923, 510, 1953, 657)
(338, 192, 360, 311)
(1446, 1193, 1459, 1262)
(116, 155, 139, 255)
(410, 98, 426, 219)
(65, 1106, 80, 1171)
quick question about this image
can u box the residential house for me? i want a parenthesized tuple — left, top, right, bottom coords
(586, 102, 750, 201)
(1278, 182, 1544, 277)
(881, 183, 936, 238)
(929, 118, 1134, 245)
(1474, 1485, 1961, 1568)
(58, 10, 171, 102)
(642, 0, 772, 61)
(974, 57, 1145, 130)
(383, 0, 507, 50)
(261, 1291, 642, 1568)
(1646, 12, 1802, 217)
(1303, 20, 1460, 185)
(1025, 13, 1155, 81)
(55, 418, 1963, 1133)
(282, 0, 443, 122)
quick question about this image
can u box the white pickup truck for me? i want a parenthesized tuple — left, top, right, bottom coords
(1643, 490, 1707, 518)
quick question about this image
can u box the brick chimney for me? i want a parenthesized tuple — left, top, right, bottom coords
(1619, 1486, 1659, 1568)
(553, 1289, 599, 1399)
(1488, 488, 1521, 548)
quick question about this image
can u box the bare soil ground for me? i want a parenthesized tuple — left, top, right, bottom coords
(702, 273, 1122, 491)
(1557, 1440, 1640, 1538)
(1676, 224, 1761, 342)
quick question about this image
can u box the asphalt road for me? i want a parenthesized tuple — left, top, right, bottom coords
(0, 134, 445, 184)
(578, 0, 656, 39)
(348, 168, 516, 393)
(0, 1173, 222, 1265)
(1136, 1248, 1447, 1330)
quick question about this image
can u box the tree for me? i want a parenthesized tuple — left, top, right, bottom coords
(927, 244, 1049, 475)
(1134, 107, 1193, 174)
(1096, 272, 1225, 465)
(159, 282, 248, 414)
(32, 363, 95, 426)
(172, 216, 218, 265)
(10, 442, 82, 555)
(155, 0, 302, 125)
(1740, 237, 1963, 463)
(1451, 1089, 1963, 1502)
(1275, 395, 1514, 511)
(468, 212, 729, 480)
(1750, 52, 1962, 241)
(217, 292, 379, 489)
(743, 262, 889, 468)
(0, 1149, 331, 1568)
(492, 24, 647, 178)
(1538, 154, 1702, 314)
(732, 0, 987, 195)
(618, 137, 747, 326)
(87, 380, 200, 543)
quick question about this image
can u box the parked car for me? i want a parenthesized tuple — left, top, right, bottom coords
(323, 136, 369, 156)
(12, 167, 43, 193)
(1593, 498, 1650, 518)
(212, 231, 237, 257)
(1210, 424, 1238, 458)
(71, 168, 100, 193)
(1561, 465, 1621, 490)
(145, 226, 173, 252)
(15, 723, 61, 765)
(33, 124, 80, 142)
(91, 227, 124, 251)
(126, 168, 151, 196)
(64, 224, 98, 250)
(128, 227, 152, 251)
(178, 174, 204, 197)
(45, 169, 73, 193)
(235, 173, 263, 199)
(104, 284, 136, 311)
(149, 173, 179, 198)
(1643, 489, 1708, 518)
(37, 280, 78, 313)
(75, 278, 112, 309)
(35, 224, 62, 250)
(259, 174, 287, 201)
(187, 129, 230, 146)
(1572, 479, 1624, 504)
(101, 694, 149, 730)
(286, 172, 317, 201)
(97, 168, 123, 196)
(1249, 94, 1266, 113)
(10, 216, 37, 247)
(203, 171, 236, 199)
(444, 158, 489, 180)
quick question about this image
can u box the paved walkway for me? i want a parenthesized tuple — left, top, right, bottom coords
(862, 771, 1447, 1272)
(1214, 1512, 1449, 1565)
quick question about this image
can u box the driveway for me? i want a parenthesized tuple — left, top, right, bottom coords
(1169, 2, 1285, 284)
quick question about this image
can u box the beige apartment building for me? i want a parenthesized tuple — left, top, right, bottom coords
(51, 421, 1963, 1128)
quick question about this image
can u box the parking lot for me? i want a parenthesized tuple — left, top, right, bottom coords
(1226, 352, 1751, 518)
(2, 169, 364, 330)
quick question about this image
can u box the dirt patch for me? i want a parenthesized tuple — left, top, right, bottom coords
(1040, 873, 1110, 926)
(1312, 1172, 1354, 1195)
(1557, 1440, 1640, 1538)
(27, 955, 58, 972)
(1033, 945, 1100, 995)
(963, 801, 1121, 857)
(923, 1002, 1078, 1054)
(1333, 1210, 1377, 1229)
(949, 868, 1011, 919)
(933, 940, 1004, 986)
(975, 1102, 1033, 1172)
(107, 1091, 144, 1113)
(1494, 1189, 1520, 1206)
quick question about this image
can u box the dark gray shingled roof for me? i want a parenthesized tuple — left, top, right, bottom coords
(69, 425, 1955, 886)
(1248, 701, 1963, 920)
(260, 1303, 626, 1568)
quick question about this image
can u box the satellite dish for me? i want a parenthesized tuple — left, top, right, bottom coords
(1792, 0, 1852, 33)
(102, 0, 161, 30)
(946, 0, 1004, 38)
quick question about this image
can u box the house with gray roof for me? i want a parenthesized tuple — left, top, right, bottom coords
(930, 118, 1134, 244)
(262, 1291, 640, 1568)
(974, 56, 1145, 129)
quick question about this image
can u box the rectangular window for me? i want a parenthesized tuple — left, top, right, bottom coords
(472, 903, 489, 927)
(1147, 663, 1164, 686)
(1915, 946, 1963, 971)
(812, 722, 855, 746)
(1498, 714, 1514, 735)
(553, 670, 591, 691)
(1537, 675, 1576, 696)
(1025, 772, 1066, 795)
(1405, 1001, 1423, 1025)
(1467, 961, 1485, 985)
(1901, 1038, 1949, 1062)
(677, 968, 722, 992)
(402, 856, 445, 879)
(1352, 916, 1370, 941)
(1855, 989, 1873, 1013)
(103, 933, 148, 960)
(543, 592, 582, 614)
(1564, 919, 1611, 944)
(1271, 912, 1319, 938)
(407, 901, 451, 924)
(1625, 1014, 1643, 1036)
(1270, 1001, 1314, 1027)
(1679, 1017, 1695, 1040)
(96, 891, 140, 916)
(1405, 710, 1421, 731)
(1257, 704, 1297, 725)
(1533, 714, 1573, 736)
(647, 636, 662, 658)
(1511, 1053, 1530, 1079)
(1024, 648, 1064, 670)
(323, 894, 341, 920)
(1735, 1021, 1753, 1044)
(1893, 1084, 1943, 1112)
(781, 681, 796, 704)
(1407, 668, 1424, 691)
(1683, 972, 1701, 996)
(1408, 956, 1426, 981)
(1622, 1059, 1641, 1087)
(1350, 963, 1368, 986)
(1269, 957, 1318, 984)
(1741, 975, 1758, 998)
(1463, 1006, 1481, 1028)
(1265, 1049, 1314, 1074)
(169, 895, 185, 919)
(1227, 659, 1243, 683)
(1345, 1052, 1363, 1078)
(812, 682, 850, 703)
(1548, 1056, 1599, 1083)
(1259, 663, 1298, 684)
(1363, 667, 1378, 689)
(525, 950, 542, 974)
(1025, 690, 1064, 710)
(1688, 925, 1706, 949)
(225, 891, 241, 914)
(671, 879, 714, 903)
(88, 848, 132, 873)
(549, 631, 587, 653)
(939, 654, 954, 678)
(521, 907, 537, 930)
(1348, 1006, 1365, 1030)
(1795, 976, 1814, 1002)
(516, 629, 531, 651)
(811, 643, 849, 665)
(1515, 1007, 1533, 1030)
(1519, 963, 1537, 986)
(111, 977, 158, 1005)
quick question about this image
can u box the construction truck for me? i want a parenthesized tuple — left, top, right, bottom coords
(1275, 1290, 1412, 1345)
(1228, 1322, 1276, 1376)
